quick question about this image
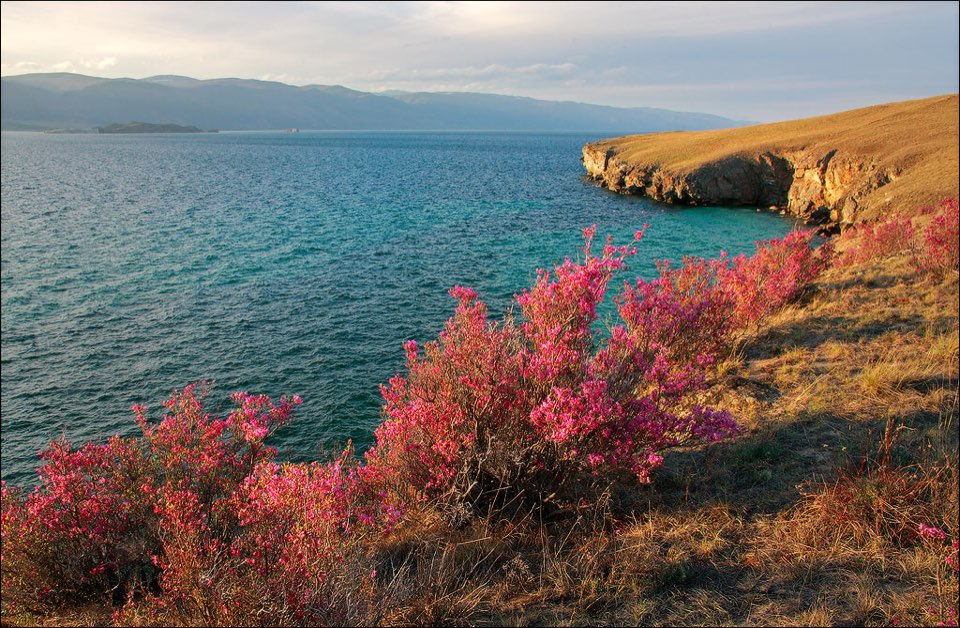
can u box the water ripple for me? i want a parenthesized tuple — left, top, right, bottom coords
(1, 131, 797, 483)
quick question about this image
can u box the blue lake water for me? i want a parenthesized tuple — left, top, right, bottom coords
(0, 131, 796, 483)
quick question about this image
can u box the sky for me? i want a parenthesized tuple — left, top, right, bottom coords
(1, 1, 958, 121)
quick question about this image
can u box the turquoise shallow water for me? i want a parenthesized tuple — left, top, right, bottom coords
(0, 131, 796, 483)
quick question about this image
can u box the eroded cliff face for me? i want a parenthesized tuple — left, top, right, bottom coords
(582, 144, 899, 229)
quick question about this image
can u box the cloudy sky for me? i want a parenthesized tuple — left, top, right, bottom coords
(1, 1, 957, 121)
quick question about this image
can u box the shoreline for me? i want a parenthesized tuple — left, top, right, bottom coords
(581, 94, 959, 230)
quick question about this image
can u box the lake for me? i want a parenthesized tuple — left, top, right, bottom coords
(0, 131, 796, 483)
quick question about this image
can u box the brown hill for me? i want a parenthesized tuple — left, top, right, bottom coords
(583, 94, 959, 228)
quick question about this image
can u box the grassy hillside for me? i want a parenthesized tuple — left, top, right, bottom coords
(3, 201, 957, 626)
(585, 95, 959, 223)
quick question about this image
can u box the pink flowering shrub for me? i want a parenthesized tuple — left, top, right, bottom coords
(840, 214, 916, 265)
(0, 438, 154, 614)
(124, 384, 305, 619)
(919, 524, 960, 574)
(913, 198, 959, 276)
(614, 230, 830, 363)
(1, 384, 399, 623)
(618, 255, 735, 370)
(836, 198, 958, 276)
(144, 451, 401, 624)
(1, 224, 832, 620)
(721, 230, 832, 327)
(366, 226, 742, 512)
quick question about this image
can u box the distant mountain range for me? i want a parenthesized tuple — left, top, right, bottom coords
(1, 73, 744, 132)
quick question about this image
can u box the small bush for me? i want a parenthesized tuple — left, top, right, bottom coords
(0, 438, 154, 614)
(618, 255, 735, 371)
(913, 197, 960, 276)
(365, 227, 744, 515)
(840, 215, 916, 265)
(785, 419, 953, 549)
(1, 384, 398, 624)
(721, 230, 832, 327)
(368, 227, 828, 514)
(836, 198, 959, 277)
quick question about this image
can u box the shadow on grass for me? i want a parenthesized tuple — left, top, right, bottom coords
(578, 405, 949, 626)
(745, 312, 928, 359)
(645, 411, 868, 517)
(902, 375, 960, 395)
(648, 400, 950, 521)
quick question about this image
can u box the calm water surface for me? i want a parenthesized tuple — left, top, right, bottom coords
(1, 131, 796, 483)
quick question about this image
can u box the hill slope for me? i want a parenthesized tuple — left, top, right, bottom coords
(583, 95, 959, 227)
(4, 215, 957, 628)
(0, 72, 742, 132)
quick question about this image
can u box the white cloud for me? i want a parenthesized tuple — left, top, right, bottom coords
(0, 1, 955, 121)
(80, 56, 118, 70)
(359, 62, 578, 83)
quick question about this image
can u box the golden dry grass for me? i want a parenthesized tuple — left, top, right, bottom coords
(589, 94, 959, 221)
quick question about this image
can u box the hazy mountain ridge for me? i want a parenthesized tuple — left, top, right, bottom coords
(0, 72, 744, 132)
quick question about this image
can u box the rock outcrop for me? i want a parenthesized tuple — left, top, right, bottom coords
(582, 94, 958, 230)
(583, 145, 898, 228)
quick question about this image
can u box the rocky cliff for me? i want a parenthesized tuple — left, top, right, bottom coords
(583, 95, 958, 229)
(583, 145, 898, 227)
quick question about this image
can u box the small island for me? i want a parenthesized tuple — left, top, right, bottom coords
(43, 128, 96, 134)
(97, 121, 215, 134)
